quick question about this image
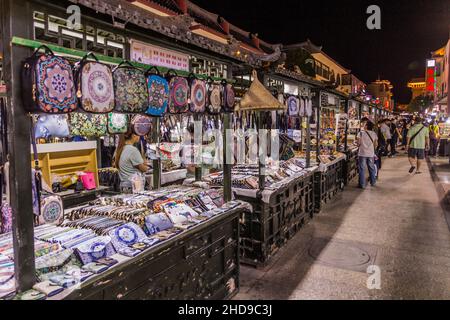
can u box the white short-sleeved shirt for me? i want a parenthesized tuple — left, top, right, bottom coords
(380, 123, 392, 140)
(358, 130, 378, 157)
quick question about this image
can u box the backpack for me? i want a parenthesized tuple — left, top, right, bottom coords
(107, 112, 129, 135)
(34, 114, 70, 139)
(112, 61, 148, 113)
(21, 45, 77, 113)
(145, 67, 169, 117)
(188, 74, 207, 114)
(167, 70, 189, 114)
(74, 52, 115, 113)
(206, 78, 222, 115)
(222, 80, 236, 113)
(69, 112, 107, 137)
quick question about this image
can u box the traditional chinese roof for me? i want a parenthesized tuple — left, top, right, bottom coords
(284, 39, 351, 74)
(69, 0, 279, 66)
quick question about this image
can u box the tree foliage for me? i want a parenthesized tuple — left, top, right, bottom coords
(408, 94, 433, 113)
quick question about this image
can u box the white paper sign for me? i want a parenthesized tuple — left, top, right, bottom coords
(130, 40, 189, 72)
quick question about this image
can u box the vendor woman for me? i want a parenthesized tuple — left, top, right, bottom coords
(114, 131, 150, 192)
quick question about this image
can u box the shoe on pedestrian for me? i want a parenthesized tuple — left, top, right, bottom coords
(415, 171, 422, 175)
(357, 185, 365, 189)
(409, 166, 416, 174)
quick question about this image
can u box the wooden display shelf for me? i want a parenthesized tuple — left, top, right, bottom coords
(30, 141, 99, 187)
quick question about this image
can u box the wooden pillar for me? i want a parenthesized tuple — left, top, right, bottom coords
(344, 99, 349, 152)
(152, 117, 161, 189)
(1, 0, 36, 291)
(223, 112, 232, 202)
(194, 113, 202, 182)
(306, 113, 311, 168)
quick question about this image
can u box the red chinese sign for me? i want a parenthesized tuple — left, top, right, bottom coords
(426, 60, 436, 93)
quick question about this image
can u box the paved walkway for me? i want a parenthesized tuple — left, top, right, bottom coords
(235, 155, 450, 300)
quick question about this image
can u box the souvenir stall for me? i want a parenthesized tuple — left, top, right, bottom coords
(195, 69, 318, 267)
(313, 89, 346, 211)
(0, 0, 256, 300)
(343, 99, 361, 185)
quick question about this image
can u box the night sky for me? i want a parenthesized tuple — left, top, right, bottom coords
(192, 0, 450, 104)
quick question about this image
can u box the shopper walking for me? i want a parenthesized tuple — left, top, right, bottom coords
(429, 120, 439, 157)
(390, 118, 401, 156)
(400, 119, 409, 150)
(357, 121, 378, 189)
(380, 119, 392, 156)
(406, 118, 429, 175)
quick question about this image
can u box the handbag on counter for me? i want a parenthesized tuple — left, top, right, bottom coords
(21, 45, 78, 113)
(145, 66, 169, 117)
(189, 74, 207, 114)
(144, 213, 174, 236)
(34, 114, 70, 139)
(131, 114, 152, 136)
(74, 236, 116, 265)
(107, 112, 128, 135)
(69, 112, 107, 137)
(80, 172, 96, 191)
(74, 52, 115, 113)
(167, 70, 189, 114)
(113, 61, 148, 113)
(35, 248, 77, 279)
(108, 222, 147, 251)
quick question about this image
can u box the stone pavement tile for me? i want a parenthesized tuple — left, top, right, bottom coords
(374, 247, 450, 278)
(238, 273, 383, 300)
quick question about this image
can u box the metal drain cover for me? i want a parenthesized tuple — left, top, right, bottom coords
(308, 238, 376, 272)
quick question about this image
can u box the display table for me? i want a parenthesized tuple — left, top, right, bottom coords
(234, 168, 317, 267)
(344, 147, 359, 185)
(314, 154, 346, 212)
(48, 203, 243, 300)
(145, 169, 188, 188)
(57, 186, 112, 208)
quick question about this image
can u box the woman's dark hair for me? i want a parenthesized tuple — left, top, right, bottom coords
(113, 129, 135, 169)
(366, 121, 375, 131)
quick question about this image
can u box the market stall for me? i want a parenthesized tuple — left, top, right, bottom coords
(313, 89, 347, 212)
(0, 0, 271, 299)
(198, 69, 320, 267)
(343, 99, 361, 185)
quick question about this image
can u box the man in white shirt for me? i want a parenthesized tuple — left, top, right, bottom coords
(357, 121, 378, 188)
(380, 119, 392, 156)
